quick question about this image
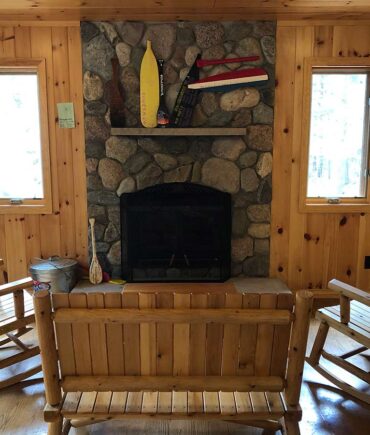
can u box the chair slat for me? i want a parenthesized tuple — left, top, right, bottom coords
(87, 293, 108, 375)
(104, 293, 124, 375)
(172, 391, 187, 414)
(188, 391, 204, 414)
(219, 391, 236, 415)
(122, 293, 140, 375)
(222, 293, 242, 375)
(327, 304, 370, 333)
(255, 294, 277, 376)
(77, 392, 97, 413)
(234, 392, 252, 414)
(156, 293, 173, 375)
(125, 392, 143, 413)
(53, 293, 76, 376)
(94, 392, 112, 413)
(238, 294, 260, 375)
(63, 392, 82, 413)
(141, 391, 158, 414)
(173, 293, 190, 376)
(69, 293, 92, 375)
(157, 391, 172, 414)
(139, 293, 157, 376)
(206, 293, 225, 375)
(265, 392, 284, 413)
(203, 391, 220, 414)
(189, 294, 207, 375)
(270, 293, 293, 376)
(109, 392, 128, 413)
(250, 392, 269, 413)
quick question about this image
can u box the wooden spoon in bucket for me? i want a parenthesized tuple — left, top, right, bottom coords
(89, 218, 103, 284)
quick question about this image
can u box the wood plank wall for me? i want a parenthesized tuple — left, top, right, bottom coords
(0, 24, 88, 280)
(271, 22, 370, 292)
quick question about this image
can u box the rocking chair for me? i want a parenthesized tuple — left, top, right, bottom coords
(0, 259, 42, 389)
(306, 279, 370, 404)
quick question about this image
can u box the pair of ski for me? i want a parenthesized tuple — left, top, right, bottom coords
(171, 55, 268, 127)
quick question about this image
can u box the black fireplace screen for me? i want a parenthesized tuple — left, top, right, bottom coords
(120, 183, 231, 282)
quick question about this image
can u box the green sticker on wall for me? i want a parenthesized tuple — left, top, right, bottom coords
(57, 102, 75, 128)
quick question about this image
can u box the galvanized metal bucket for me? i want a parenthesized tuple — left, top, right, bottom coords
(29, 256, 79, 293)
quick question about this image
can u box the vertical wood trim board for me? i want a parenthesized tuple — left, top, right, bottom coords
(0, 24, 87, 280)
(271, 23, 370, 291)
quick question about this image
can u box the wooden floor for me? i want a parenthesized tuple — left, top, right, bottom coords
(0, 320, 369, 434)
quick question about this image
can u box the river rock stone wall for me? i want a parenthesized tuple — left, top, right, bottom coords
(82, 21, 275, 279)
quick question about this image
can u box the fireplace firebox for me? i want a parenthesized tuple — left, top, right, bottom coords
(120, 183, 231, 282)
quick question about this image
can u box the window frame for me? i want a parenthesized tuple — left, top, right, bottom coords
(0, 58, 52, 214)
(300, 57, 370, 213)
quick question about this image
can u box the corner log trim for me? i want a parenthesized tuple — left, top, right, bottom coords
(53, 308, 292, 325)
(61, 375, 285, 393)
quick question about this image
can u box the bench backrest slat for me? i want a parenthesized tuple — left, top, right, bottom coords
(52, 292, 294, 382)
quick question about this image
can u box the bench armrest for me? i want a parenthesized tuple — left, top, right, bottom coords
(328, 279, 370, 307)
(0, 277, 34, 297)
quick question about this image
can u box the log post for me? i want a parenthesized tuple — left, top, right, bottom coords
(306, 321, 329, 366)
(340, 294, 350, 324)
(47, 417, 63, 435)
(285, 290, 313, 407)
(14, 289, 25, 333)
(0, 258, 5, 284)
(34, 290, 61, 406)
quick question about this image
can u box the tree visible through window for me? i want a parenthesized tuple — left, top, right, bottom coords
(0, 59, 51, 213)
(307, 71, 369, 199)
(0, 73, 43, 199)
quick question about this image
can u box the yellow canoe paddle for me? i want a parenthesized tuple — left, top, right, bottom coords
(140, 40, 159, 128)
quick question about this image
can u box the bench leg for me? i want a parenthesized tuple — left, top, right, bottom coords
(70, 417, 107, 428)
(47, 416, 63, 435)
(306, 321, 329, 366)
(282, 416, 300, 435)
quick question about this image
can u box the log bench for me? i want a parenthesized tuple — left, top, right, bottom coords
(34, 289, 313, 434)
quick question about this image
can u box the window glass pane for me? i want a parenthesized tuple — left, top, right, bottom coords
(0, 73, 44, 199)
(307, 72, 368, 198)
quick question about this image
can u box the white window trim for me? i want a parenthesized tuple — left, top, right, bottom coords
(0, 58, 52, 215)
(300, 57, 370, 213)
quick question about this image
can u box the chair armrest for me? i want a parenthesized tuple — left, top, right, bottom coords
(0, 277, 34, 297)
(328, 279, 370, 307)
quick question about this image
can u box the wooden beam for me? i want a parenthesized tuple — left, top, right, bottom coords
(0, 276, 33, 297)
(285, 290, 313, 406)
(53, 308, 292, 325)
(321, 350, 370, 384)
(62, 375, 284, 393)
(111, 128, 247, 136)
(329, 279, 370, 307)
(316, 310, 370, 348)
(33, 290, 61, 406)
(0, 314, 35, 335)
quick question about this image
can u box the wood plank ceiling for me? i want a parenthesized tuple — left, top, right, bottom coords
(1, 1, 370, 21)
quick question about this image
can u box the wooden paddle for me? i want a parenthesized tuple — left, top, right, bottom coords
(89, 218, 103, 284)
(140, 40, 159, 127)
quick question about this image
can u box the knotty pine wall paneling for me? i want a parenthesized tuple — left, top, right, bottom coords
(271, 23, 370, 292)
(0, 24, 87, 280)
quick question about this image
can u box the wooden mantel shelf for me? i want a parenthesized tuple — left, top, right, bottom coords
(111, 127, 246, 136)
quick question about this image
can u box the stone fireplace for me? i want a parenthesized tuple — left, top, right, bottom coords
(82, 21, 275, 279)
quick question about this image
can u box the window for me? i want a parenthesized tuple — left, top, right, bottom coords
(301, 58, 370, 212)
(0, 59, 52, 214)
